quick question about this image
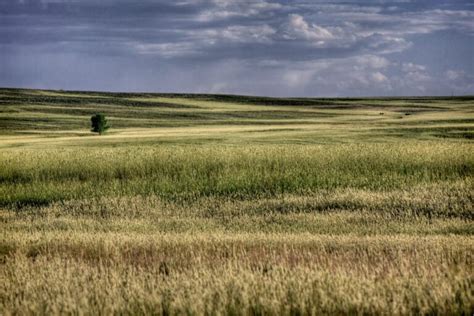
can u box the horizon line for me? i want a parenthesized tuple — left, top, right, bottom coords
(1, 86, 473, 100)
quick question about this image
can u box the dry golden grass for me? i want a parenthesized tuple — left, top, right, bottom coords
(2, 233, 473, 315)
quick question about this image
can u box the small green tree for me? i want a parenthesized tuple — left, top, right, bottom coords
(91, 113, 110, 135)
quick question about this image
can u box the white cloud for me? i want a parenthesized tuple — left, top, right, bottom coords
(135, 24, 277, 57)
(445, 70, 474, 92)
(371, 72, 388, 83)
(283, 14, 334, 41)
(400, 62, 431, 85)
(197, 0, 283, 22)
(283, 68, 316, 87)
(404, 71, 431, 83)
(135, 42, 196, 57)
(354, 55, 391, 69)
(129, 1, 468, 64)
(277, 55, 394, 95)
(402, 63, 426, 73)
(446, 70, 463, 81)
(214, 25, 276, 43)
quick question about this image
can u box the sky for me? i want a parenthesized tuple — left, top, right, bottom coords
(0, 0, 473, 97)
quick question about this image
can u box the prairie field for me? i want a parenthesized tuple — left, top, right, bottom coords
(0, 88, 473, 315)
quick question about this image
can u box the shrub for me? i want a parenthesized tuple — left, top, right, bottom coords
(91, 113, 110, 135)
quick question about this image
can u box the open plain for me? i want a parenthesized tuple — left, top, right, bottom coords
(1, 88, 473, 315)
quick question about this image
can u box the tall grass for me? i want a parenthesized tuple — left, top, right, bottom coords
(1, 143, 472, 208)
(2, 234, 473, 315)
(2, 142, 472, 314)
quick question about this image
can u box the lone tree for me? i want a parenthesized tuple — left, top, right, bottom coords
(91, 113, 110, 135)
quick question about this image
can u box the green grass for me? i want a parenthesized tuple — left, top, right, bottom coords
(1, 144, 472, 214)
(0, 88, 472, 142)
(0, 88, 473, 315)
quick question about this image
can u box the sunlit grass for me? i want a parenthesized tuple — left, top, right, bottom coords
(1, 143, 472, 209)
(1, 88, 473, 315)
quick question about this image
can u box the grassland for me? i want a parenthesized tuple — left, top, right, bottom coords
(1, 88, 473, 315)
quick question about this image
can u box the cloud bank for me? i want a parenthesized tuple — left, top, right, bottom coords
(0, 0, 473, 96)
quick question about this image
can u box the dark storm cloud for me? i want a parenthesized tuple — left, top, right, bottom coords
(0, 0, 473, 96)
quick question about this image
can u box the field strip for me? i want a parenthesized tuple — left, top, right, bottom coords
(5, 230, 474, 245)
(0, 124, 329, 146)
